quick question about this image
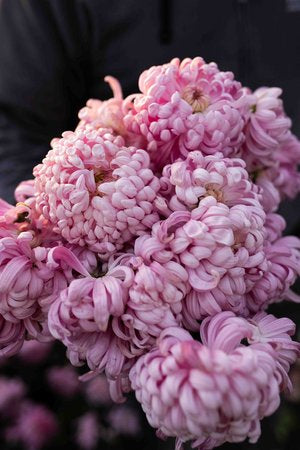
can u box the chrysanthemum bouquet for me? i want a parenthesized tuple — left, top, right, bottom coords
(1, 57, 300, 449)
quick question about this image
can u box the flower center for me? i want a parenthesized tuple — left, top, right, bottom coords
(91, 267, 107, 278)
(231, 231, 244, 254)
(182, 86, 210, 113)
(250, 169, 263, 183)
(203, 184, 223, 202)
(93, 170, 115, 195)
(94, 172, 106, 184)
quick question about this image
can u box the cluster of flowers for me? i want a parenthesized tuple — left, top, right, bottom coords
(0, 57, 300, 449)
(0, 340, 140, 450)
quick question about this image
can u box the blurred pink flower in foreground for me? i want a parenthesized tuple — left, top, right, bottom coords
(0, 376, 26, 416)
(108, 405, 140, 436)
(18, 340, 52, 364)
(47, 365, 80, 397)
(75, 412, 100, 450)
(6, 403, 58, 450)
(84, 375, 112, 406)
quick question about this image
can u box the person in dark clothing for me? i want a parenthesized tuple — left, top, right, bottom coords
(0, 0, 300, 232)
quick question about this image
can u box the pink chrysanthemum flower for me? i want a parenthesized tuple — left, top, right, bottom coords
(124, 57, 250, 168)
(117, 254, 188, 357)
(0, 232, 56, 323)
(0, 196, 59, 250)
(48, 255, 135, 379)
(0, 199, 29, 238)
(264, 213, 286, 243)
(246, 233, 300, 311)
(254, 134, 300, 212)
(130, 312, 299, 449)
(248, 312, 300, 391)
(0, 233, 74, 341)
(156, 151, 262, 215)
(0, 224, 97, 344)
(242, 87, 291, 170)
(15, 179, 35, 203)
(78, 77, 125, 133)
(34, 126, 160, 256)
(0, 314, 25, 358)
(137, 197, 266, 329)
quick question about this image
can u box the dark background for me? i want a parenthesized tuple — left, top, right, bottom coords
(0, 1, 300, 449)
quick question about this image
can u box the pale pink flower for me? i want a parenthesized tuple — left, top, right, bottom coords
(136, 197, 266, 329)
(264, 213, 286, 243)
(243, 99, 300, 212)
(48, 258, 135, 379)
(116, 254, 188, 357)
(78, 76, 127, 135)
(0, 198, 12, 216)
(0, 199, 29, 238)
(75, 412, 100, 450)
(0, 232, 50, 323)
(34, 126, 160, 256)
(0, 196, 60, 248)
(0, 314, 25, 358)
(255, 158, 300, 213)
(0, 232, 69, 341)
(124, 57, 250, 168)
(255, 171, 281, 213)
(47, 365, 80, 397)
(156, 151, 262, 215)
(15, 179, 35, 202)
(40, 244, 98, 315)
(246, 234, 300, 311)
(248, 312, 300, 391)
(242, 87, 291, 170)
(131, 311, 298, 449)
(0, 228, 98, 344)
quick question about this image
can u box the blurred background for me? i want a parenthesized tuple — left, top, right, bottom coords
(0, 1, 299, 449)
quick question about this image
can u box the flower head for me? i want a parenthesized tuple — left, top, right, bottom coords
(130, 312, 290, 449)
(157, 151, 262, 215)
(48, 256, 135, 379)
(0, 314, 25, 358)
(34, 127, 160, 257)
(137, 198, 266, 328)
(246, 234, 300, 312)
(124, 57, 250, 168)
(131, 311, 298, 449)
(118, 255, 188, 356)
(79, 76, 124, 126)
(243, 87, 291, 170)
